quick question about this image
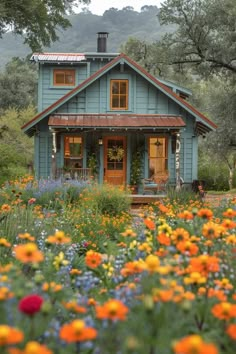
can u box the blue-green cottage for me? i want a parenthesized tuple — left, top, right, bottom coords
(22, 32, 216, 189)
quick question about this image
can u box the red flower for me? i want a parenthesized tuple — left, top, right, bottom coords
(18, 294, 43, 315)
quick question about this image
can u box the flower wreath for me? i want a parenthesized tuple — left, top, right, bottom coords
(107, 145, 124, 161)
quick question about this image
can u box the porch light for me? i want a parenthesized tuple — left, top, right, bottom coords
(98, 138, 103, 145)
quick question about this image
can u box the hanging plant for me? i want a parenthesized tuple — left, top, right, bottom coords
(107, 145, 124, 162)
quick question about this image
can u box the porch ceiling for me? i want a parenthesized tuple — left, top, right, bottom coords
(48, 114, 186, 130)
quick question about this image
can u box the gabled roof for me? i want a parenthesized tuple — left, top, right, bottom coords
(22, 53, 217, 136)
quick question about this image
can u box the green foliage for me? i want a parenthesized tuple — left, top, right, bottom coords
(130, 151, 143, 186)
(158, 0, 236, 76)
(0, 0, 91, 51)
(0, 107, 35, 184)
(87, 153, 98, 178)
(166, 186, 200, 204)
(198, 156, 232, 191)
(0, 57, 37, 111)
(85, 184, 131, 216)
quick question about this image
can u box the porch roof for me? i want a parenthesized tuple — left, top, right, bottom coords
(48, 114, 186, 130)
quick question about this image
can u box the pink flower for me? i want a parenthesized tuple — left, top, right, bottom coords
(18, 294, 43, 315)
(28, 198, 36, 205)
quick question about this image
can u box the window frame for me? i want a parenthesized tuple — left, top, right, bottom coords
(53, 69, 75, 87)
(110, 79, 129, 110)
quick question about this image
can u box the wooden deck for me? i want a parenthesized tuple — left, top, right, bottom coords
(129, 194, 167, 207)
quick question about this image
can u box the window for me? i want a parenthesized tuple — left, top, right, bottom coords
(148, 137, 168, 177)
(64, 136, 83, 169)
(53, 69, 75, 86)
(110, 80, 128, 110)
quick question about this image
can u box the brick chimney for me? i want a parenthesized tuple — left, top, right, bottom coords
(97, 32, 109, 53)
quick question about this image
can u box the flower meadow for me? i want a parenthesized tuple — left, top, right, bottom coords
(0, 177, 236, 353)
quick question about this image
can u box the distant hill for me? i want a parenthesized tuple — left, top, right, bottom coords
(0, 6, 174, 69)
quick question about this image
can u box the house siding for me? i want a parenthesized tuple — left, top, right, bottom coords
(32, 56, 202, 184)
(40, 64, 88, 111)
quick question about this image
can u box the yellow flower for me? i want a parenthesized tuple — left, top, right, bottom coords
(184, 272, 207, 285)
(158, 223, 172, 236)
(144, 254, 160, 273)
(53, 252, 69, 270)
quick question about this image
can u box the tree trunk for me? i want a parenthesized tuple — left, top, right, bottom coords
(228, 167, 234, 190)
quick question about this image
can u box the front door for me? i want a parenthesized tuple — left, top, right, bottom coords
(104, 136, 126, 185)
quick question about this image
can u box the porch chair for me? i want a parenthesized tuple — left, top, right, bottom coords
(142, 172, 169, 195)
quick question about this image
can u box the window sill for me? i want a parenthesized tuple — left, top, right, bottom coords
(50, 85, 76, 89)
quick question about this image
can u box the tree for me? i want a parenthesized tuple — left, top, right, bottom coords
(194, 78, 236, 189)
(0, 106, 35, 183)
(158, 0, 236, 76)
(0, 0, 90, 50)
(0, 57, 37, 111)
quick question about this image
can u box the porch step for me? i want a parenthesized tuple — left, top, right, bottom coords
(129, 194, 167, 207)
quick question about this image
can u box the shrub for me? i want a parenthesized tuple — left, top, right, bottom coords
(85, 184, 131, 216)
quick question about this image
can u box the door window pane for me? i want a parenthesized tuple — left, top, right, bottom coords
(149, 137, 168, 177)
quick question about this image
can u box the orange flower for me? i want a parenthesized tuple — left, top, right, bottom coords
(0, 238, 11, 247)
(221, 218, 236, 229)
(189, 255, 220, 275)
(214, 278, 233, 290)
(96, 299, 129, 321)
(171, 228, 190, 244)
(120, 260, 144, 276)
(158, 204, 169, 214)
(18, 233, 35, 241)
(211, 302, 236, 320)
(46, 231, 71, 244)
(144, 218, 156, 230)
(223, 208, 236, 218)
(120, 228, 137, 237)
(0, 287, 14, 301)
(153, 289, 173, 302)
(197, 208, 213, 220)
(14, 243, 44, 263)
(226, 323, 236, 340)
(138, 242, 152, 253)
(1, 204, 11, 212)
(157, 233, 171, 246)
(8, 341, 53, 354)
(202, 222, 222, 239)
(177, 210, 194, 220)
(42, 282, 62, 292)
(60, 319, 97, 343)
(207, 288, 227, 302)
(173, 334, 218, 354)
(0, 325, 23, 345)
(85, 250, 102, 268)
(63, 301, 87, 314)
(176, 241, 199, 256)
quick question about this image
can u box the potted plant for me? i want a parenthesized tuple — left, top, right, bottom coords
(130, 151, 143, 193)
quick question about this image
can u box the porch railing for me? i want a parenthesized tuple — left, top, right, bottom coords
(59, 168, 92, 181)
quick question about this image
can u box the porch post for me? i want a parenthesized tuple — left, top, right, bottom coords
(175, 132, 181, 191)
(51, 129, 57, 179)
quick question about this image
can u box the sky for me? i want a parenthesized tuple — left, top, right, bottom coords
(78, 0, 163, 15)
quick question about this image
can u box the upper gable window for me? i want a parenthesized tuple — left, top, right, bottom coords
(110, 80, 128, 110)
(53, 69, 75, 86)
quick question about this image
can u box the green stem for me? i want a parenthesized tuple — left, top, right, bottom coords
(29, 315, 35, 338)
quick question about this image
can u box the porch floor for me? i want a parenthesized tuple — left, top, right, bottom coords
(129, 193, 167, 207)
